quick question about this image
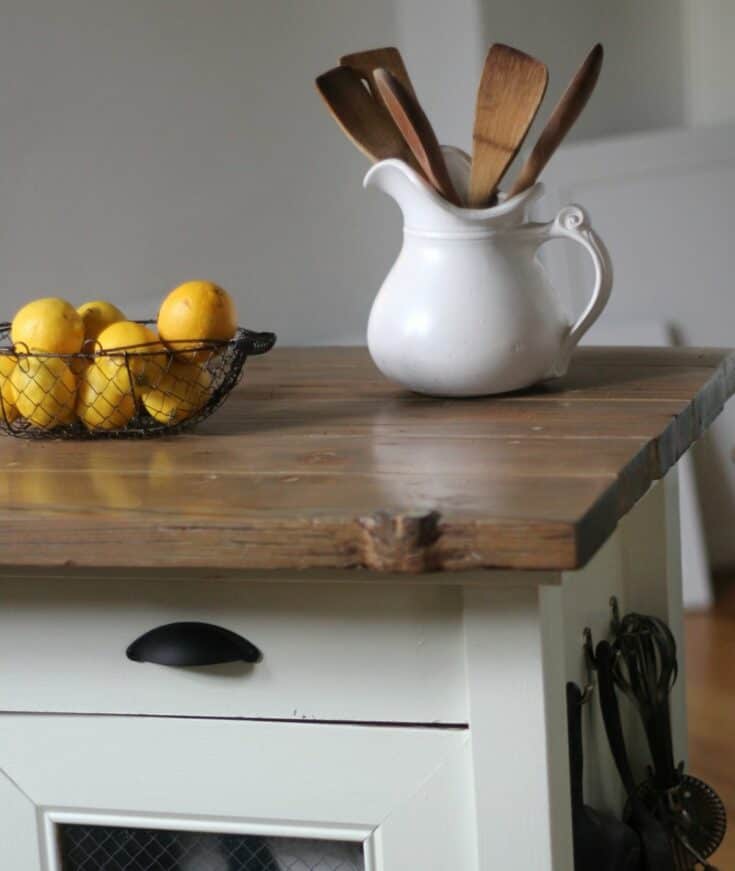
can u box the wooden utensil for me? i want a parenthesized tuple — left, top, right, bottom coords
(315, 66, 419, 169)
(468, 44, 548, 207)
(507, 44, 603, 198)
(373, 68, 461, 206)
(340, 46, 417, 101)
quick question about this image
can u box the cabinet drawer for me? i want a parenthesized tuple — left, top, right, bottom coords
(0, 577, 466, 724)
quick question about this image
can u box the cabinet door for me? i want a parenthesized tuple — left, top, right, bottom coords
(0, 768, 43, 867)
(0, 715, 476, 871)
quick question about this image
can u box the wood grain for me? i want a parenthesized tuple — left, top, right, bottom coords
(0, 346, 732, 574)
(315, 66, 418, 169)
(339, 46, 418, 102)
(373, 68, 461, 206)
(469, 44, 548, 206)
(686, 586, 735, 868)
(507, 43, 604, 198)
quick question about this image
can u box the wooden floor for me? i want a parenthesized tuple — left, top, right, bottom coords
(687, 584, 735, 867)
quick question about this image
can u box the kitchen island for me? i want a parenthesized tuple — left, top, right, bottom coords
(1, 346, 733, 870)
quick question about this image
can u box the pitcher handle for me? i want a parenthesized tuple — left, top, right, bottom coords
(533, 204, 613, 377)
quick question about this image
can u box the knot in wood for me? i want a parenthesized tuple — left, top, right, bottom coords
(357, 510, 442, 572)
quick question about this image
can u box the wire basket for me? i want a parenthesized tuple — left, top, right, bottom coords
(0, 321, 276, 439)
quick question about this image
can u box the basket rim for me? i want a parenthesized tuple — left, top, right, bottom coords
(0, 321, 276, 359)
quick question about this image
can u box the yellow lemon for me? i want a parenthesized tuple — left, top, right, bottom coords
(0, 354, 15, 378)
(0, 380, 18, 424)
(72, 299, 127, 381)
(96, 320, 167, 390)
(77, 300, 126, 343)
(77, 356, 137, 431)
(11, 297, 84, 354)
(142, 360, 213, 425)
(157, 280, 237, 359)
(0, 354, 19, 424)
(11, 356, 77, 429)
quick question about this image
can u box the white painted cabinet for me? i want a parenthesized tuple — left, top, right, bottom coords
(0, 716, 475, 870)
(0, 580, 466, 723)
(0, 476, 685, 870)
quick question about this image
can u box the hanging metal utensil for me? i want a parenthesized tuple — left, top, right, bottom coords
(566, 680, 642, 870)
(634, 776, 726, 870)
(610, 603, 727, 869)
(612, 610, 679, 791)
(595, 640, 675, 871)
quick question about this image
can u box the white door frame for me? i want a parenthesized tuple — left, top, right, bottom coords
(0, 714, 476, 871)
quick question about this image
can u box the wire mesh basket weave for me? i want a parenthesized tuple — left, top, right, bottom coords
(0, 321, 275, 439)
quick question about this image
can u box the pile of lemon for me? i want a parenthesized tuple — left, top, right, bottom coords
(0, 280, 237, 432)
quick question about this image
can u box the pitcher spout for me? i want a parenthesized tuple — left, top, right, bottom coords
(364, 147, 544, 236)
(363, 157, 459, 228)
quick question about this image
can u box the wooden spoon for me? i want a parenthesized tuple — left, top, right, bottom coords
(340, 46, 417, 101)
(507, 44, 603, 198)
(373, 68, 461, 206)
(315, 66, 419, 169)
(468, 44, 548, 207)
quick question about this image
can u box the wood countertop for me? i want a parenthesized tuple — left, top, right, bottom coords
(0, 346, 733, 575)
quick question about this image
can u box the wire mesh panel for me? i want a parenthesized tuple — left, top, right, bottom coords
(58, 824, 365, 871)
(266, 838, 365, 871)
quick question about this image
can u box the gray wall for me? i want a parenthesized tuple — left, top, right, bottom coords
(478, 0, 687, 142)
(0, 0, 690, 346)
(0, 0, 400, 344)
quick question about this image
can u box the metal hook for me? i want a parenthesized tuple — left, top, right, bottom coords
(610, 595, 621, 633)
(581, 627, 596, 704)
(583, 627, 596, 669)
(580, 684, 595, 705)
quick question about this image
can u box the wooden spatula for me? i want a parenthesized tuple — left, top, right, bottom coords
(468, 44, 548, 207)
(507, 44, 603, 198)
(340, 46, 417, 101)
(315, 66, 419, 169)
(373, 68, 461, 206)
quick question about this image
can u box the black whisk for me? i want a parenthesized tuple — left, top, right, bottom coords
(612, 609, 679, 791)
(611, 604, 726, 870)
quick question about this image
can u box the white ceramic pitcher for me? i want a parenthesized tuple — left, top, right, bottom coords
(364, 147, 613, 396)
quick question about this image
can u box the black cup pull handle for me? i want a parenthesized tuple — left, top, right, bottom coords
(126, 621, 261, 667)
